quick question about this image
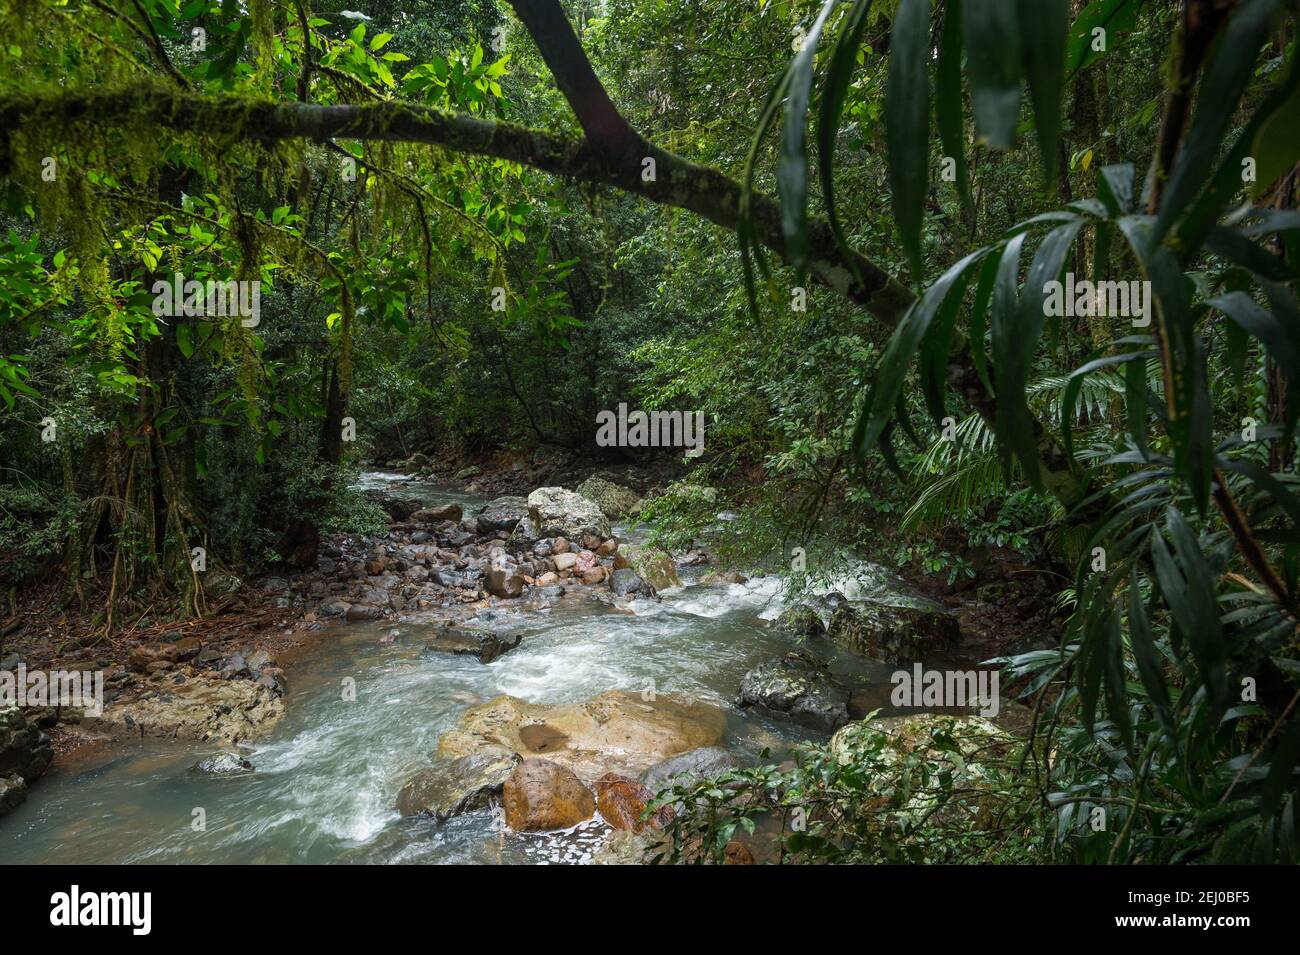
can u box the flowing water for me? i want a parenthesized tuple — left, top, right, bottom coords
(1, 473, 894, 864)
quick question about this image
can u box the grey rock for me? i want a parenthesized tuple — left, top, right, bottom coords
(193, 752, 254, 776)
(640, 746, 741, 794)
(609, 568, 653, 598)
(737, 649, 850, 730)
(477, 496, 530, 534)
(526, 487, 611, 539)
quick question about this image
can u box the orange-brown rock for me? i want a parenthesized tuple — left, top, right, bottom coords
(594, 772, 674, 831)
(502, 757, 595, 832)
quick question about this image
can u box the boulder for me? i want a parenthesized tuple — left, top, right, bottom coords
(396, 751, 517, 820)
(88, 676, 284, 745)
(594, 772, 674, 831)
(485, 568, 524, 599)
(775, 601, 827, 638)
(0, 706, 53, 817)
(575, 477, 643, 519)
(371, 494, 424, 522)
(437, 690, 728, 782)
(0, 773, 25, 816)
(609, 568, 653, 598)
(193, 752, 254, 776)
(737, 649, 850, 730)
(640, 746, 741, 793)
(827, 603, 960, 663)
(412, 504, 463, 524)
(526, 487, 611, 540)
(552, 552, 578, 573)
(620, 544, 680, 590)
(346, 603, 387, 622)
(502, 757, 595, 831)
(476, 496, 530, 534)
(425, 626, 522, 664)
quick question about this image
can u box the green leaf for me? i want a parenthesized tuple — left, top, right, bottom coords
(776, 0, 839, 275)
(1209, 291, 1300, 400)
(1129, 568, 1175, 738)
(369, 32, 393, 51)
(1016, 0, 1068, 193)
(935, 0, 973, 226)
(1097, 163, 1135, 217)
(1065, 0, 1137, 79)
(962, 0, 1021, 149)
(817, 0, 875, 280)
(886, 0, 931, 280)
(1061, 349, 1153, 461)
(995, 219, 1083, 485)
(1154, 0, 1283, 245)
(175, 322, 194, 359)
(1249, 74, 1300, 198)
(853, 248, 988, 463)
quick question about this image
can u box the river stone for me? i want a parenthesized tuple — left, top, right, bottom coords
(477, 496, 529, 534)
(775, 601, 827, 638)
(412, 503, 462, 524)
(437, 690, 727, 782)
(502, 757, 595, 831)
(0, 706, 53, 815)
(640, 746, 741, 793)
(346, 603, 387, 622)
(87, 675, 284, 745)
(737, 649, 850, 730)
(425, 627, 522, 664)
(827, 603, 960, 664)
(485, 568, 524, 599)
(609, 568, 653, 598)
(620, 544, 680, 590)
(193, 752, 254, 776)
(0, 773, 26, 816)
(593, 772, 673, 831)
(526, 487, 610, 540)
(574, 477, 643, 520)
(396, 751, 517, 820)
(553, 552, 578, 573)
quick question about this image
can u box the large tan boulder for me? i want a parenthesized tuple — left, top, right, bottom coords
(437, 690, 727, 782)
(502, 757, 595, 831)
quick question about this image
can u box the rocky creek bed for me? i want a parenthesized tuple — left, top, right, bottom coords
(0, 469, 1038, 864)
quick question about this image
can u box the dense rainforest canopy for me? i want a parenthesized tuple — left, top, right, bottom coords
(1, 0, 1299, 864)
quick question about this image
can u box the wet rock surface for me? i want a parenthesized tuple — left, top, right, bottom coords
(0, 706, 54, 817)
(437, 690, 728, 782)
(88, 675, 284, 745)
(193, 751, 255, 776)
(502, 757, 596, 831)
(396, 751, 517, 820)
(737, 649, 850, 730)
